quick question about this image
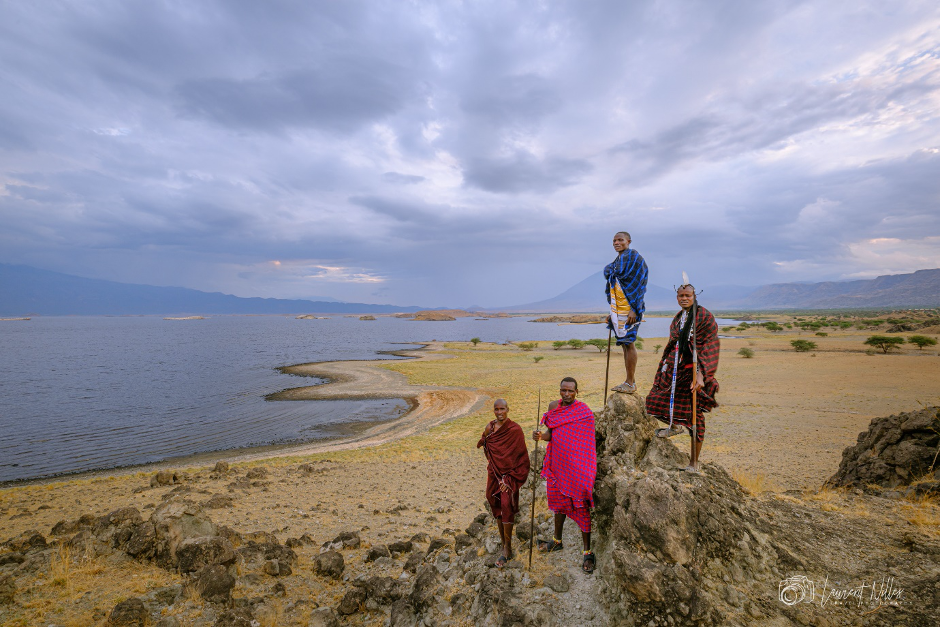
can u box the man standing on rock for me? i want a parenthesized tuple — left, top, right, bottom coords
(646, 280, 720, 473)
(533, 377, 597, 573)
(477, 398, 530, 567)
(605, 231, 648, 394)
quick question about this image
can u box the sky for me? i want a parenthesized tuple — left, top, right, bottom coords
(0, 1, 938, 308)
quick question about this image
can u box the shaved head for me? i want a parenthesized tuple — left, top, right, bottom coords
(493, 398, 508, 409)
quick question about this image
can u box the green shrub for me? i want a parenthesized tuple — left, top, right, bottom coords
(908, 335, 938, 350)
(634, 338, 644, 350)
(791, 339, 817, 352)
(533, 356, 544, 363)
(567, 339, 586, 350)
(552, 341, 566, 350)
(470, 337, 481, 346)
(738, 347, 755, 358)
(517, 342, 538, 351)
(815, 332, 828, 337)
(863, 335, 905, 354)
(763, 322, 783, 332)
(586, 339, 608, 352)
(653, 344, 662, 353)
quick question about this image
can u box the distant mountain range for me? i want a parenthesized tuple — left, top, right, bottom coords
(497, 268, 940, 312)
(1, 263, 937, 316)
(0, 264, 426, 316)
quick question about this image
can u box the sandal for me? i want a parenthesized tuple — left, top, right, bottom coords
(582, 552, 595, 574)
(656, 425, 684, 439)
(610, 382, 637, 394)
(537, 539, 564, 553)
(495, 555, 508, 568)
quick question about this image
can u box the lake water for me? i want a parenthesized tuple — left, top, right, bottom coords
(0, 314, 740, 482)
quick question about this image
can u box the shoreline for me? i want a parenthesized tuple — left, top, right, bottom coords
(2, 341, 488, 488)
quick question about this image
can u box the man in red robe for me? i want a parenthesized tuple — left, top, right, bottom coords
(645, 283, 720, 473)
(532, 377, 598, 573)
(477, 398, 530, 566)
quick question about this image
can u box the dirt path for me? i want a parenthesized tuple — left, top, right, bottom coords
(232, 342, 488, 462)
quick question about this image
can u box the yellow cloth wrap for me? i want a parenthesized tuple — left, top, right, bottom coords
(611, 280, 634, 318)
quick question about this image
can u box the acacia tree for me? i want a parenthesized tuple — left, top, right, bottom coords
(863, 335, 905, 354)
(790, 339, 817, 352)
(907, 335, 937, 350)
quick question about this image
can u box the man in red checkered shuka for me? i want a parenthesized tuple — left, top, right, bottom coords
(532, 377, 598, 574)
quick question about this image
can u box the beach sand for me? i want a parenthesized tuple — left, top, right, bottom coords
(0, 324, 937, 625)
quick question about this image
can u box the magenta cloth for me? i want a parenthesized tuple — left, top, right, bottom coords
(540, 399, 597, 509)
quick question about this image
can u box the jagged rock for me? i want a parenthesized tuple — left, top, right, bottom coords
(453, 533, 474, 552)
(213, 607, 255, 626)
(264, 558, 292, 576)
(409, 565, 439, 610)
(389, 598, 416, 626)
(313, 550, 344, 579)
(245, 466, 268, 479)
(107, 597, 147, 626)
(465, 521, 485, 538)
(125, 521, 156, 558)
(409, 532, 430, 544)
(243, 530, 278, 544)
(337, 584, 367, 615)
(195, 564, 236, 603)
(176, 536, 236, 573)
(216, 525, 243, 547)
(154, 617, 180, 627)
(307, 606, 341, 627)
(143, 584, 182, 609)
(151, 470, 179, 487)
(0, 574, 15, 605)
(205, 494, 234, 509)
(213, 461, 230, 474)
(365, 544, 391, 561)
(150, 501, 217, 569)
(4, 530, 46, 552)
(50, 513, 96, 536)
(425, 537, 450, 555)
(388, 540, 413, 555)
(0, 552, 24, 566)
(403, 550, 424, 573)
(322, 530, 360, 550)
(828, 407, 939, 488)
(366, 575, 403, 603)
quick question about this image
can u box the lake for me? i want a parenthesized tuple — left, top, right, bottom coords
(0, 314, 740, 481)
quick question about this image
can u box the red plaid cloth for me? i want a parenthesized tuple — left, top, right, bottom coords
(540, 400, 596, 508)
(546, 482, 592, 532)
(645, 305, 720, 442)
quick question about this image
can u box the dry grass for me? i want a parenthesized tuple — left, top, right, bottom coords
(900, 491, 940, 534)
(731, 468, 778, 495)
(803, 485, 849, 512)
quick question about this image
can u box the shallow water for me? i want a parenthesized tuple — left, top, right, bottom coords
(0, 314, 739, 481)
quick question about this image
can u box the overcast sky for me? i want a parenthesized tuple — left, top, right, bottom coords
(1, 1, 937, 307)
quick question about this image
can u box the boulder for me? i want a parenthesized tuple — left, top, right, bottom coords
(337, 584, 367, 615)
(150, 501, 217, 569)
(388, 540, 413, 555)
(204, 494, 234, 509)
(322, 530, 360, 550)
(107, 597, 147, 626)
(828, 407, 940, 488)
(245, 466, 268, 480)
(4, 530, 46, 552)
(151, 470, 179, 487)
(124, 521, 156, 558)
(365, 545, 390, 561)
(176, 536, 236, 573)
(194, 564, 236, 603)
(365, 575, 403, 603)
(313, 550, 345, 579)
(213, 461, 230, 474)
(409, 565, 439, 610)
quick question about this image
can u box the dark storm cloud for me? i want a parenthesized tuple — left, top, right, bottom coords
(0, 0, 936, 305)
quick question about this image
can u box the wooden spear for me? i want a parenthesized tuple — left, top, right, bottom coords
(690, 299, 699, 470)
(603, 328, 613, 406)
(528, 388, 541, 570)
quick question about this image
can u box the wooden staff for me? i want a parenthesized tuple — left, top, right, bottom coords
(603, 328, 613, 406)
(690, 299, 699, 468)
(528, 388, 541, 570)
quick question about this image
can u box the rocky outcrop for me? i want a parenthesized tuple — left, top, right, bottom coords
(827, 406, 939, 489)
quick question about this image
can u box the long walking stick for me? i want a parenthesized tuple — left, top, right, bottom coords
(603, 328, 613, 406)
(690, 300, 699, 468)
(528, 388, 541, 569)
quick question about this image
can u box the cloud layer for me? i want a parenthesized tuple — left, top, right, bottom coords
(0, 0, 937, 306)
